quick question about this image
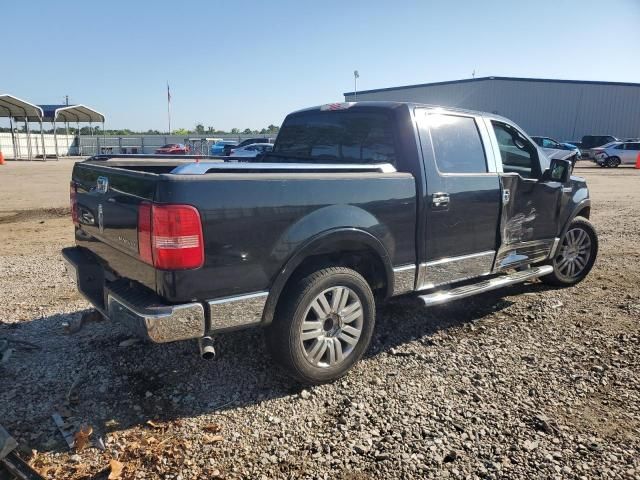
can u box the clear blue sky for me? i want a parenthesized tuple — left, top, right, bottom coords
(3, 0, 639, 132)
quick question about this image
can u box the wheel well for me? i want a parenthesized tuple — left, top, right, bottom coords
(262, 245, 390, 325)
(576, 206, 590, 219)
(287, 247, 388, 297)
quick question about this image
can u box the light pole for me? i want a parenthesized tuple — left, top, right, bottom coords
(354, 70, 359, 101)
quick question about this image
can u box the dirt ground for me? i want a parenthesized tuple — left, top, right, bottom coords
(0, 160, 638, 479)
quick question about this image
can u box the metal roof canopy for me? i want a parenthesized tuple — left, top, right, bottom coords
(0, 94, 43, 119)
(0, 94, 45, 160)
(37, 104, 105, 159)
(39, 104, 105, 123)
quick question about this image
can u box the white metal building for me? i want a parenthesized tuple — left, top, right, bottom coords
(344, 76, 640, 141)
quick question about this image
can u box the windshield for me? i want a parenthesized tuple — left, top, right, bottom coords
(269, 111, 397, 164)
(161, 144, 176, 148)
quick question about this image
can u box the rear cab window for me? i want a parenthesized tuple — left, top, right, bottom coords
(422, 114, 488, 174)
(270, 110, 397, 165)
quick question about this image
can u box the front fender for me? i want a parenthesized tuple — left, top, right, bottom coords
(559, 197, 591, 239)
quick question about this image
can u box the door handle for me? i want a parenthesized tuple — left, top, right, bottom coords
(432, 192, 450, 208)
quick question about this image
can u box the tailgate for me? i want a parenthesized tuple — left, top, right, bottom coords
(72, 162, 158, 288)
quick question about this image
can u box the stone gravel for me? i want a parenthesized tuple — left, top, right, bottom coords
(1, 165, 639, 479)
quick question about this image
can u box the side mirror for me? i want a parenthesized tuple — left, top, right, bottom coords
(542, 158, 572, 183)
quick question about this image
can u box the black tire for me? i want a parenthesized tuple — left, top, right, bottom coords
(266, 267, 375, 385)
(606, 156, 621, 168)
(541, 217, 598, 287)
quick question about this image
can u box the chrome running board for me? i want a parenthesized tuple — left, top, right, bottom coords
(418, 265, 553, 307)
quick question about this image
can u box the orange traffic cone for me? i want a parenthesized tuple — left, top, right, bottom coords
(636, 152, 640, 169)
(0, 151, 5, 165)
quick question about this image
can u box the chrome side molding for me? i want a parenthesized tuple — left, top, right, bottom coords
(549, 237, 561, 259)
(494, 238, 556, 271)
(418, 265, 553, 307)
(392, 264, 417, 296)
(416, 250, 495, 290)
(208, 291, 269, 332)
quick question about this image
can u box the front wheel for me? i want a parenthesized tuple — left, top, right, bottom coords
(266, 267, 375, 384)
(541, 217, 598, 287)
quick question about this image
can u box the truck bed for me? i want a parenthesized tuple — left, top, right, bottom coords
(71, 157, 417, 304)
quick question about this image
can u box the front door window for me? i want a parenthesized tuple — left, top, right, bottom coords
(491, 122, 541, 179)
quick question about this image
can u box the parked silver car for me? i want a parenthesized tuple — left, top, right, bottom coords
(592, 141, 640, 167)
(229, 142, 273, 158)
(532, 136, 581, 165)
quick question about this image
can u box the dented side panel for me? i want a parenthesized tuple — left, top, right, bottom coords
(496, 173, 563, 268)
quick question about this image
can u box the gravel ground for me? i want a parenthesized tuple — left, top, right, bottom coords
(0, 163, 639, 479)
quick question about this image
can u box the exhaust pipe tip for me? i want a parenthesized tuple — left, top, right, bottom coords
(198, 336, 216, 360)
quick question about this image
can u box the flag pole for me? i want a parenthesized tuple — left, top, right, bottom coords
(167, 82, 172, 135)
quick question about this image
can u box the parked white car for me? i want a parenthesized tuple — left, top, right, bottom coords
(592, 141, 640, 167)
(229, 143, 273, 158)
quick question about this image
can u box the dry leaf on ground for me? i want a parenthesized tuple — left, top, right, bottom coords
(74, 425, 93, 451)
(203, 434, 224, 444)
(203, 423, 222, 433)
(108, 459, 124, 479)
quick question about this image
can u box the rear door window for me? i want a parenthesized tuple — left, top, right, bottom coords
(272, 111, 397, 165)
(425, 114, 487, 173)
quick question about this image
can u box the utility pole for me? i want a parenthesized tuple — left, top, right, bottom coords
(354, 70, 359, 101)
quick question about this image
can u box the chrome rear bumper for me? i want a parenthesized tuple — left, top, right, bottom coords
(62, 247, 206, 343)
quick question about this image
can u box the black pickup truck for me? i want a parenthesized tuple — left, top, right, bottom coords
(63, 102, 598, 384)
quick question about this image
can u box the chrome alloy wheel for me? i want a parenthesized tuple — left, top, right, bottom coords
(301, 286, 364, 368)
(555, 227, 592, 280)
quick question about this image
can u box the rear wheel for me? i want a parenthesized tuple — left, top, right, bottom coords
(606, 156, 621, 168)
(541, 217, 598, 287)
(266, 267, 375, 384)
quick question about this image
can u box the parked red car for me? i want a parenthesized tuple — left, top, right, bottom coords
(155, 143, 190, 155)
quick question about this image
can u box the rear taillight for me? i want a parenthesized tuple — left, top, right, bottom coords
(70, 182, 78, 225)
(137, 203, 204, 270)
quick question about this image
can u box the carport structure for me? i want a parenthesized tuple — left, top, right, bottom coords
(39, 104, 105, 158)
(0, 94, 46, 160)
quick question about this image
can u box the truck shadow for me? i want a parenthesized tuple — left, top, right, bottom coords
(0, 281, 554, 454)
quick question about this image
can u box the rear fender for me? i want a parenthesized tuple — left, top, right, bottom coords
(262, 225, 394, 325)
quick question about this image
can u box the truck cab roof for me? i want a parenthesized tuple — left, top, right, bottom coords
(293, 101, 513, 124)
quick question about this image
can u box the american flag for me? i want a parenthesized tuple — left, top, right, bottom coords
(167, 83, 171, 103)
